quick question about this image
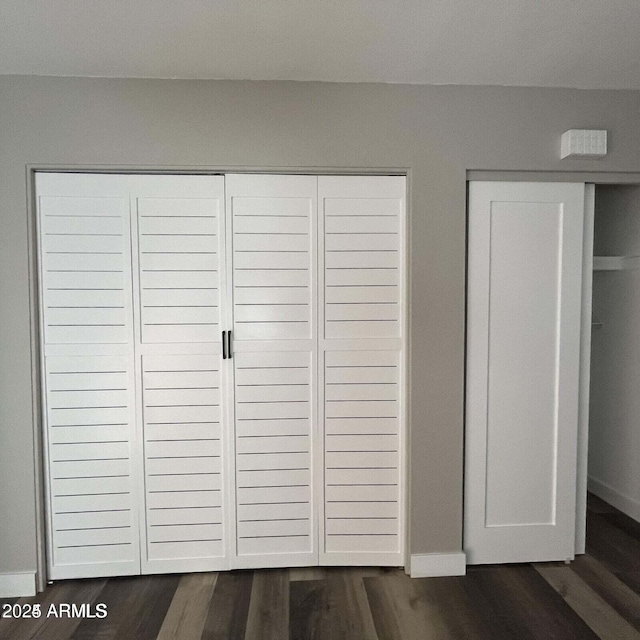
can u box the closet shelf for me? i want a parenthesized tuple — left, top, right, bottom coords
(593, 255, 640, 271)
(593, 256, 624, 271)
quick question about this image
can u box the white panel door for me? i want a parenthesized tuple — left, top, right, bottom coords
(465, 181, 585, 564)
(226, 174, 318, 568)
(36, 173, 141, 579)
(129, 175, 230, 573)
(318, 176, 406, 566)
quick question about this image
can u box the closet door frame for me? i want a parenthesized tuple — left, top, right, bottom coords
(30, 167, 410, 587)
(575, 183, 595, 555)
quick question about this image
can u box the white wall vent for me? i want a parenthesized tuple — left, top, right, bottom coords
(560, 129, 607, 159)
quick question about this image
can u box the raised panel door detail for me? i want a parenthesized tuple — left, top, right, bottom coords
(486, 202, 563, 527)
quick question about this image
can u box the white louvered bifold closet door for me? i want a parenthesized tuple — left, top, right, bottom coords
(318, 176, 406, 566)
(38, 172, 406, 580)
(37, 173, 141, 580)
(226, 175, 318, 568)
(129, 175, 231, 574)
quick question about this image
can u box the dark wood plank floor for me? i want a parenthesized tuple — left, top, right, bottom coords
(2, 493, 639, 640)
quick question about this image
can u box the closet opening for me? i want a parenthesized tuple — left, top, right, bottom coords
(579, 183, 640, 555)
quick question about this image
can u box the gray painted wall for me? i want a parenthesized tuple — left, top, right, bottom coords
(1, 76, 640, 575)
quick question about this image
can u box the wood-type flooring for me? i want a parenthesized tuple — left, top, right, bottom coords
(1, 493, 639, 639)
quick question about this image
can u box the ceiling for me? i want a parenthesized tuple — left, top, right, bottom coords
(1, 0, 640, 89)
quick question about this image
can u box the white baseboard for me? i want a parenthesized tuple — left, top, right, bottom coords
(0, 572, 36, 598)
(589, 476, 640, 523)
(410, 552, 466, 578)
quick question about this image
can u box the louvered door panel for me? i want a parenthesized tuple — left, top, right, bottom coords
(44, 354, 139, 577)
(319, 176, 406, 566)
(136, 197, 222, 343)
(229, 176, 314, 341)
(226, 175, 318, 568)
(129, 175, 230, 573)
(141, 354, 227, 572)
(323, 190, 402, 340)
(37, 173, 141, 580)
(234, 350, 314, 564)
(324, 351, 401, 555)
(39, 195, 130, 344)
